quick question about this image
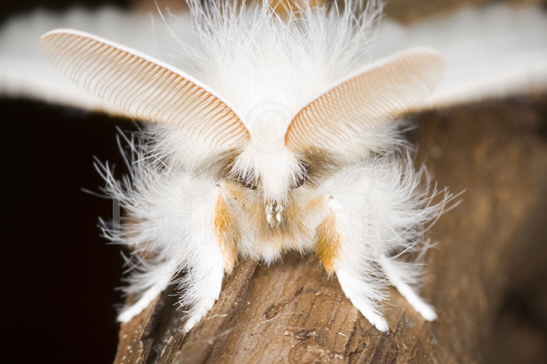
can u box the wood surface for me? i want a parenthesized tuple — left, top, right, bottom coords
(113, 1, 547, 363)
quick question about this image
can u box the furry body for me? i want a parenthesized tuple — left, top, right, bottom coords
(68, 0, 447, 333)
(103, 125, 445, 332)
(24, 0, 545, 333)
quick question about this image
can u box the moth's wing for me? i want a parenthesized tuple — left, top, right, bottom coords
(284, 48, 443, 152)
(40, 29, 249, 150)
(373, 5, 547, 110)
(0, 7, 197, 115)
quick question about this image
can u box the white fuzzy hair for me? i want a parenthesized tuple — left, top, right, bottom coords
(1, 0, 545, 334)
(164, 0, 387, 201)
(100, 132, 450, 333)
(94, 0, 450, 332)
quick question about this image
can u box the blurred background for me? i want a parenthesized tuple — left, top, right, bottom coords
(1, 1, 546, 363)
(0, 1, 133, 363)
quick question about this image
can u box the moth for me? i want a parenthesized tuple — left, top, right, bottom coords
(2, 0, 546, 333)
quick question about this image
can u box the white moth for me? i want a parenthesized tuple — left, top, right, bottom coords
(2, 0, 546, 333)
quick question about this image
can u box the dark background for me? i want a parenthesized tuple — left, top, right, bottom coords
(0, 1, 133, 363)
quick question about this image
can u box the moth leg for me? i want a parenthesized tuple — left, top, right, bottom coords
(179, 186, 239, 333)
(118, 261, 177, 323)
(379, 255, 437, 321)
(180, 261, 225, 333)
(315, 198, 389, 332)
(335, 269, 389, 332)
(213, 185, 239, 274)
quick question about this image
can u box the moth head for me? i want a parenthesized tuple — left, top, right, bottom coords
(228, 145, 310, 202)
